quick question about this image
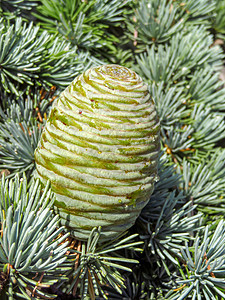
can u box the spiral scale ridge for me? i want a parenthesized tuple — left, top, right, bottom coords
(34, 65, 160, 241)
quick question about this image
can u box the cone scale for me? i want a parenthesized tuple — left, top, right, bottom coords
(34, 64, 160, 241)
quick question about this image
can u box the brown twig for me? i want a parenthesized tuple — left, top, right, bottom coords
(203, 252, 215, 278)
(72, 240, 82, 297)
(32, 272, 45, 297)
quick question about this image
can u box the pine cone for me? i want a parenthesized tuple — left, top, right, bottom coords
(34, 64, 160, 241)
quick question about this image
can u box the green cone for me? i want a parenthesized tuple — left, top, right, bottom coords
(34, 64, 160, 241)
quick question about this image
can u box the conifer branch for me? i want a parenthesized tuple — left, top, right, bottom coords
(0, 174, 70, 299)
(167, 220, 225, 299)
(63, 228, 143, 299)
(0, 17, 88, 95)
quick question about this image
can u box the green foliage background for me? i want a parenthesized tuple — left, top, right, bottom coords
(1, 0, 225, 299)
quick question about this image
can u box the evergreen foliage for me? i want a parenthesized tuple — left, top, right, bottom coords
(32, 0, 132, 62)
(0, 17, 89, 95)
(212, 0, 225, 38)
(1, 0, 225, 299)
(0, 174, 70, 299)
(0, 0, 38, 16)
(64, 228, 143, 299)
(166, 221, 225, 299)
